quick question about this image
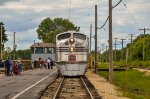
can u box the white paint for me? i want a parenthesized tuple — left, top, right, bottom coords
(11, 70, 57, 99)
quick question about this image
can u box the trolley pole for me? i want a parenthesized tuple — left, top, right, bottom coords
(109, 0, 113, 83)
(94, 5, 98, 74)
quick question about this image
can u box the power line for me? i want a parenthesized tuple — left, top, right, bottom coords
(112, 0, 123, 9)
(97, 16, 109, 29)
(68, 0, 71, 20)
(98, 0, 123, 30)
(122, 1, 140, 28)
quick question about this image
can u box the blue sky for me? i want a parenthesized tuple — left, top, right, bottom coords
(0, 0, 150, 51)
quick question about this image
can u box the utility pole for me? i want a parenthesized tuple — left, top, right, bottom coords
(13, 32, 16, 61)
(90, 24, 92, 54)
(114, 38, 118, 61)
(89, 24, 92, 69)
(105, 46, 108, 62)
(94, 5, 98, 74)
(109, 0, 113, 83)
(128, 34, 134, 67)
(34, 40, 36, 61)
(138, 28, 150, 61)
(101, 44, 105, 62)
(126, 48, 128, 67)
(0, 24, 2, 59)
(68, 0, 71, 20)
(120, 38, 126, 61)
(121, 39, 126, 49)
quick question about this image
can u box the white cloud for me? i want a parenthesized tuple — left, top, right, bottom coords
(0, 0, 150, 50)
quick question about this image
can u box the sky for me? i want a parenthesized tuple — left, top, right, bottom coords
(0, 0, 150, 51)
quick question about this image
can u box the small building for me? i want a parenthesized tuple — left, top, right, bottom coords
(30, 42, 56, 62)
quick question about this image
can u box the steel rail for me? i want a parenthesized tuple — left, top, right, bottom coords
(81, 77, 94, 99)
(53, 77, 64, 99)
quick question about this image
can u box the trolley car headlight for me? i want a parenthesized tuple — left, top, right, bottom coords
(69, 38, 75, 44)
(70, 47, 75, 52)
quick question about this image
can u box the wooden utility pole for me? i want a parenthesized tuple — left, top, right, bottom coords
(94, 5, 98, 74)
(126, 48, 128, 67)
(114, 38, 118, 61)
(128, 34, 134, 66)
(13, 32, 16, 61)
(109, 0, 113, 83)
(34, 40, 36, 61)
(101, 44, 105, 62)
(105, 46, 108, 62)
(138, 28, 150, 61)
(0, 24, 2, 59)
(89, 24, 92, 69)
(90, 24, 92, 54)
(120, 39, 126, 49)
(120, 38, 126, 61)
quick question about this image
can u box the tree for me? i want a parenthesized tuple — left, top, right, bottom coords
(36, 18, 80, 43)
(0, 22, 8, 51)
(7, 49, 31, 60)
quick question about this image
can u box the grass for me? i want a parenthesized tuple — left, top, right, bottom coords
(98, 63, 150, 99)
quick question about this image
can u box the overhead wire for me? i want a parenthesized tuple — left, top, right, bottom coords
(122, 1, 140, 28)
(68, 0, 71, 20)
(98, 0, 123, 30)
(112, 0, 123, 9)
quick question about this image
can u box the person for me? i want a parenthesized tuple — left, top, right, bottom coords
(46, 57, 51, 69)
(0, 59, 4, 68)
(39, 57, 44, 69)
(17, 58, 22, 76)
(50, 58, 53, 69)
(12, 61, 19, 75)
(44, 59, 48, 69)
(5, 57, 12, 76)
(34, 59, 37, 68)
(31, 59, 37, 70)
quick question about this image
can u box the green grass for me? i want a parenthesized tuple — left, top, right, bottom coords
(98, 69, 150, 99)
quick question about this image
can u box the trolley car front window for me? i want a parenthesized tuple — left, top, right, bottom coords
(73, 33, 86, 40)
(57, 33, 71, 40)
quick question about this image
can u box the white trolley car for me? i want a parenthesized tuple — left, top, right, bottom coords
(56, 31, 89, 76)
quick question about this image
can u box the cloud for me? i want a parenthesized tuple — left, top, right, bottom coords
(0, 0, 150, 50)
(0, 0, 20, 5)
(5, 28, 41, 50)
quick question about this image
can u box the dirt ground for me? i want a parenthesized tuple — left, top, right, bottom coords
(134, 68, 150, 76)
(85, 70, 129, 99)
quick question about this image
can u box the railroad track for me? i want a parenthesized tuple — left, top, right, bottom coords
(41, 76, 101, 99)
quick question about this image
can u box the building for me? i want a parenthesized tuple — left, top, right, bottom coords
(31, 42, 56, 62)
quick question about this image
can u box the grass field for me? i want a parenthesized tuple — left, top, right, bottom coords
(98, 63, 150, 99)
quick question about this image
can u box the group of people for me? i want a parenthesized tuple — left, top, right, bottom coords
(32, 57, 53, 69)
(39, 57, 53, 69)
(5, 57, 23, 76)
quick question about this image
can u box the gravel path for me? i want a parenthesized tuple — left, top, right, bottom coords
(85, 70, 129, 99)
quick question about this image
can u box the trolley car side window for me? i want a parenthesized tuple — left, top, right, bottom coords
(57, 33, 71, 40)
(73, 33, 86, 40)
